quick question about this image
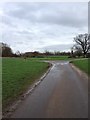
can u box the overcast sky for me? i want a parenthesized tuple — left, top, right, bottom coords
(0, 2, 88, 53)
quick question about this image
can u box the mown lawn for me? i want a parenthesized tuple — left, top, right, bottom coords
(72, 58, 90, 75)
(2, 58, 49, 109)
(29, 55, 70, 61)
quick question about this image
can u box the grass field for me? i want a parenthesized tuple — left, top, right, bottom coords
(28, 55, 71, 61)
(2, 58, 49, 109)
(72, 58, 90, 75)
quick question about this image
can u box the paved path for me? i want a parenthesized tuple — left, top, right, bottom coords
(11, 61, 88, 118)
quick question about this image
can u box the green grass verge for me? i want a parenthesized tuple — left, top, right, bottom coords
(72, 58, 90, 75)
(2, 58, 49, 109)
(28, 56, 71, 61)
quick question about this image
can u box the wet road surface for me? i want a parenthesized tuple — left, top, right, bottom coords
(11, 61, 88, 118)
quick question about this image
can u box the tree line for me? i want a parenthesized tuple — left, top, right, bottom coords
(1, 33, 90, 58)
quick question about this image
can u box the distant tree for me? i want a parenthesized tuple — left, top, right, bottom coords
(69, 46, 76, 58)
(71, 47, 74, 55)
(32, 51, 39, 57)
(74, 45, 82, 57)
(44, 50, 53, 56)
(54, 51, 61, 56)
(74, 33, 90, 57)
(1, 43, 13, 57)
(70, 47, 74, 57)
(15, 50, 21, 57)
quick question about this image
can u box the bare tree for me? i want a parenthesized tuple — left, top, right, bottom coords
(71, 47, 74, 55)
(44, 50, 53, 56)
(74, 46, 82, 57)
(15, 50, 21, 57)
(1, 42, 13, 57)
(74, 33, 90, 57)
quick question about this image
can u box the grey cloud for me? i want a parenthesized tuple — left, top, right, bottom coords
(39, 44, 73, 52)
(0, 2, 88, 53)
(3, 2, 88, 28)
(1, 15, 17, 28)
(17, 30, 33, 35)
